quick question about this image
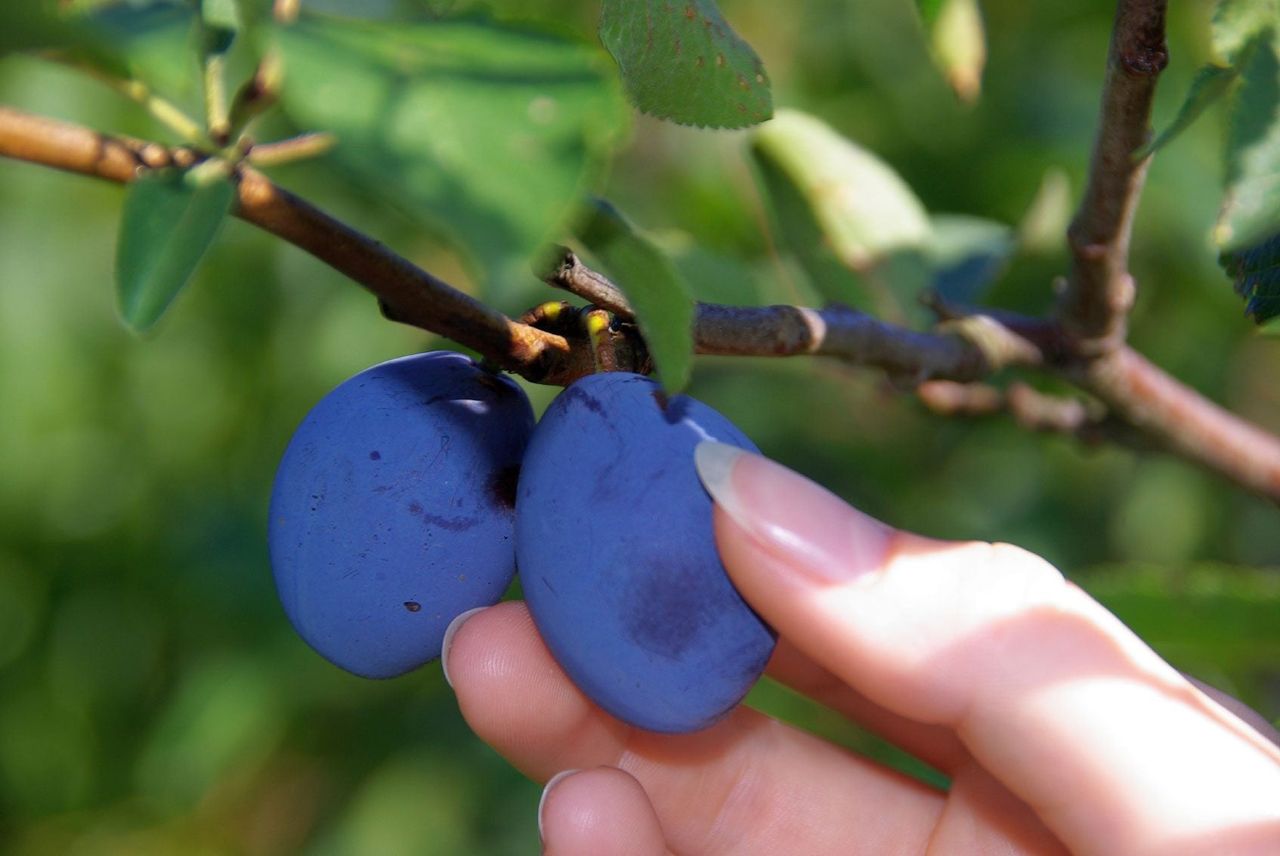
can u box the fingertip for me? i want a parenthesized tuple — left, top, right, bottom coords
(440, 605, 489, 688)
(538, 767, 670, 856)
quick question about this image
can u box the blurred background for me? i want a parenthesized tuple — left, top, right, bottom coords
(1, 0, 1277, 852)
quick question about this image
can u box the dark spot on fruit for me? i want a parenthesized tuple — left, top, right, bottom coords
(369, 450, 381, 460)
(404, 601, 421, 612)
(408, 500, 423, 515)
(489, 465, 520, 511)
(563, 386, 605, 416)
(421, 514, 479, 532)
(621, 558, 712, 659)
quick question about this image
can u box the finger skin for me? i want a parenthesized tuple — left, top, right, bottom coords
(708, 449, 1280, 856)
(446, 601, 945, 856)
(766, 638, 968, 774)
(539, 767, 673, 856)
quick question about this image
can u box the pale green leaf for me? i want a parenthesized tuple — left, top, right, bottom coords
(598, 0, 771, 129)
(1212, 0, 1279, 64)
(930, 0, 986, 103)
(576, 200, 694, 393)
(273, 14, 627, 304)
(749, 149, 866, 306)
(751, 109, 932, 276)
(1215, 31, 1280, 252)
(116, 169, 235, 332)
(1140, 63, 1237, 157)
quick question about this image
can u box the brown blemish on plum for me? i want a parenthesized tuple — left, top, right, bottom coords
(408, 500, 423, 515)
(489, 465, 520, 512)
(369, 450, 382, 460)
(404, 601, 421, 612)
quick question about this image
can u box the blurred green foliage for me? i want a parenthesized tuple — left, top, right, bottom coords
(1, 0, 1278, 853)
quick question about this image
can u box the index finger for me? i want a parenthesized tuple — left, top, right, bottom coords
(696, 442, 1280, 856)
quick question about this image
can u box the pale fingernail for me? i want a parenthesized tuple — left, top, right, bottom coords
(538, 769, 580, 843)
(440, 606, 487, 688)
(694, 441, 892, 583)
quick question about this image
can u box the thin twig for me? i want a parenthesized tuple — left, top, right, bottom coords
(541, 246, 635, 319)
(1060, 0, 1168, 350)
(54, 58, 205, 144)
(2, 106, 1279, 500)
(248, 132, 336, 168)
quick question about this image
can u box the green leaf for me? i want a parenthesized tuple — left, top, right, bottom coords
(200, 0, 241, 55)
(914, 0, 947, 26)
(0, 1, 82, 55)
(927, 215, 1015, 304)
(116, 169, 235, 332)
(1220, 232, 1280, 323)
(1080, 563, 1280, 678)
(1212, 0, 1279, 64)
(750, 149, 866, 306)
(929, 0, 986, 103)
(78, 2, 201, 103)
(576, 200, 694, 393)
(751, 108, 932, 303)
(273, 13, 627, 304)
(598, 0, 771, 129)
(1141, 63, 1237, 157)
(1215, 31, 1280, 252)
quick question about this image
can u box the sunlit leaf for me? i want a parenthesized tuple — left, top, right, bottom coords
(116, 169, 235, 332)
(273, 13, 627, 304)
(929, 0, 986, 103)
(928, 214, 1014, 304)
(1212, 0, 1278, 64)
(598, 0, 771, 128)
(751, 108, 932, 306)
(750, 150, 866, 306)
(1220, 232, 1280, 323)
(1141, 63, 1237, 157)
(1215, 31, 1280, 252)
(576, 200, 694, 393)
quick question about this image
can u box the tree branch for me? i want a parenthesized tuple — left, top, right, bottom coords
(2, 105, 1279, 501)
(1060, 0, 1168, 350)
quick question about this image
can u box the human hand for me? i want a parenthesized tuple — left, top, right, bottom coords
(442, 443, 1280, 855)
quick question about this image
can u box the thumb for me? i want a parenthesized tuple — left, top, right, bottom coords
(694, 441, 1280, 856)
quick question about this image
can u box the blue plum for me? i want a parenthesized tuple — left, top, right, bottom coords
(269, 351, 534, 678)
(516, 372, 776, 733)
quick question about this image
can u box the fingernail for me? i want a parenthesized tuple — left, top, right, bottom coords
(440, 606, 487, 688)
(694, 441, 892, 583)
(538, 769, 580, 843)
